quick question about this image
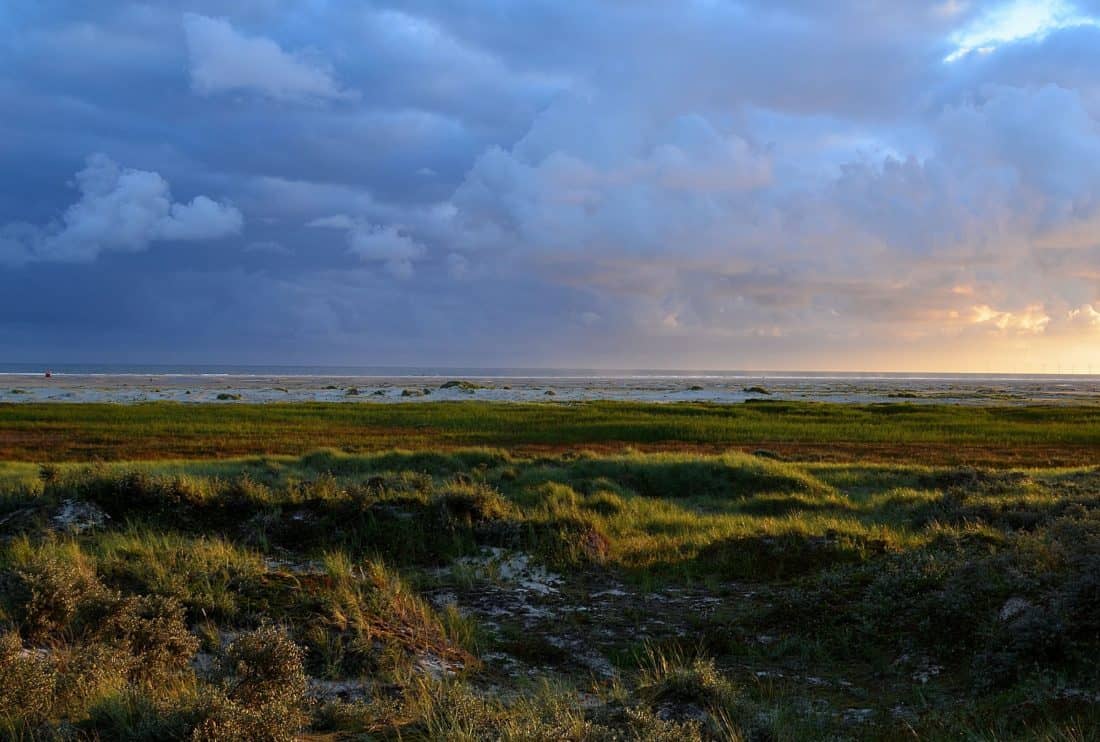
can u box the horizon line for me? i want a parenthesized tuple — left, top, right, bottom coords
(1, 363, 1099, 378)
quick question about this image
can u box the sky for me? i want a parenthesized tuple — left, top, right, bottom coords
(2, 1, 1100, 372)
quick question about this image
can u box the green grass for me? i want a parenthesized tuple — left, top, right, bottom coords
(2, 400, 1100, 463)
(0, 446, 1095, 738)
(2, 406, 1100, 738)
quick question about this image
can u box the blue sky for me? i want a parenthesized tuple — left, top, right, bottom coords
(2, 1, 1100, 371)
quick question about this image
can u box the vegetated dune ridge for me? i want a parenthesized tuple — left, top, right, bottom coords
(2, 441, 1100, 739)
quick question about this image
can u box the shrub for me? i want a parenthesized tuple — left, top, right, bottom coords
(100, 595, 199, 686)
(193, 625, 307, 741)
(53, 641, 132, 715)
(224, 625, 307, 706)
(0, 631, 56, 725)
(8, 551, 108, 641)
(192, 695, 302, 742)
(627, 707, 712, 741)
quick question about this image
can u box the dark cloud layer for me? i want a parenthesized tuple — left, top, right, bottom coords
(2, 0, 1100, 370)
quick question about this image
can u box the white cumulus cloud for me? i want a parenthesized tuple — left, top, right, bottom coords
(0, 154, 242, 264)
(450, 95, 773, 258)
(309, 215, 426, 278)
(183, 13, 355, 103)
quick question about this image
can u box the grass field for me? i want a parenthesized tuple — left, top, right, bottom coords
(3, 400, 1100, 465)
(1, 403, 1099, 739)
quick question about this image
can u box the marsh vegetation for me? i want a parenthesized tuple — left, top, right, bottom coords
(3, 400, 1100, 465)
(0, 404, 1099, 738)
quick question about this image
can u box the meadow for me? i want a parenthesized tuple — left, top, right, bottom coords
(1, 401, 1099, 739)
(2, 400, 1100, 464)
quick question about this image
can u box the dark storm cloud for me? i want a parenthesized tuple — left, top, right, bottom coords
(2, 0, 1100, 368)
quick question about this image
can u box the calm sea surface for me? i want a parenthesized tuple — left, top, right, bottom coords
(1, 363, 1096, 381)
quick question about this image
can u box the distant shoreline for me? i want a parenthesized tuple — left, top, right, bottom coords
(1, 364, 1097, 381)
(2, 371, 1099, 406)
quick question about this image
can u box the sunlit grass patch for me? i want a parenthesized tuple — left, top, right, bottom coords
(91, 528, 266, 622)
(2, 432, 1100, 738)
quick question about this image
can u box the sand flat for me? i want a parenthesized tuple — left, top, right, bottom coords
(2, 372, 1099, 405)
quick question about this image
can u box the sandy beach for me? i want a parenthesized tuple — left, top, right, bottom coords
(3, 372, 1099, 405)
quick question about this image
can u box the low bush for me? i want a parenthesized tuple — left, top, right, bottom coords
(7, 548, 108, 641)
(100, 594, 199, 686)
(0, 631, 56, 726)
(194, 625, 308, 742)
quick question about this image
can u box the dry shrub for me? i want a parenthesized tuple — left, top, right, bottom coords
(192, 625, 307, 742)
(101, 594, 199, 686)
(10, 551, 108, 642)
(53, 641, 132, 714)
(0, 631, 57, 725)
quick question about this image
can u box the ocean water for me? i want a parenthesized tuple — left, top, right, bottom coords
(1, 363, 1097, 382)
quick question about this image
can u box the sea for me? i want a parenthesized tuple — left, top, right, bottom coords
(1, 363, 1097, 381)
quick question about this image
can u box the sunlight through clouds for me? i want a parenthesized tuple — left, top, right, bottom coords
(946, 0, 1099, 61)
(3, 2, 1100, 368)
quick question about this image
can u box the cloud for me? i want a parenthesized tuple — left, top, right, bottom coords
(0, 154, 242, 264)
(309, 215, 427, 277)
(1067, 303, 1100, 329)
(6, 2, 1100, 368)
(432, 70, 1100, 363)
(450, 95, 773, 257)
(183, 13, 355, 103)
(945, 0, 1099, 62)
(827, 83, 1100, 260)
(970, 303, 1051, 333)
